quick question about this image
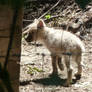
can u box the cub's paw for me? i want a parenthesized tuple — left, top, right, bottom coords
(74, 74, 81, 80)
(63, 82, 71, 87)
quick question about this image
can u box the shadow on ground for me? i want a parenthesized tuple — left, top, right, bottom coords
(20, 80, 32, 86)
(20, 75, 78, 86)
(32, 75, 78, 86)
(33, 75, 65, 86)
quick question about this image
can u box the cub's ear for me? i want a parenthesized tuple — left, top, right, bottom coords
(37, 19, 45, 29)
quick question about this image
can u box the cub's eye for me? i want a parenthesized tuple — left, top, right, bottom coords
(31, 32, 34, 34)
(31, 32, 35, 35)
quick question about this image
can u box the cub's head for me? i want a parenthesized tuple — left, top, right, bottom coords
(23, 19, 46, 42)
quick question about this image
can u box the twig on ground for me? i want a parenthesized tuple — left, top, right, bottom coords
(23, 0, 62, 32)
(23, 14, 64, 22)
(38, 0, 61, 19)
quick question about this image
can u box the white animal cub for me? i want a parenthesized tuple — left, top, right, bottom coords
(24, 19, 85, 86)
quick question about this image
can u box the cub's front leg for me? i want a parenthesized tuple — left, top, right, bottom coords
(50, 55, 58, 76)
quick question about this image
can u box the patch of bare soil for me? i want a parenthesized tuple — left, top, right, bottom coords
(20, 31, 92, 92)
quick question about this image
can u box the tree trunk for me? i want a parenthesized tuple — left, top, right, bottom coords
(0, 4, 23, 92)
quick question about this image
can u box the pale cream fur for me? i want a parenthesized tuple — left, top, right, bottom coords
(24, 19, 85, 86)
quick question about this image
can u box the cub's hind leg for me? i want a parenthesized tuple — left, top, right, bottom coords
(75, 54, 82, 80)
(64, 55, 73, 87)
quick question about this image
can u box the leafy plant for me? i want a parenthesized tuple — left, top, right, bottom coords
(45, 14, 51, 19)
(33, 67, 44, 72)
(27, 66, 44, 75)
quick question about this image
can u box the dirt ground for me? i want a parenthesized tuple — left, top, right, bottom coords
(19, 30, 92, 92)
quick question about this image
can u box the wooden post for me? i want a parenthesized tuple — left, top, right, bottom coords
(0, 2, 23, 92)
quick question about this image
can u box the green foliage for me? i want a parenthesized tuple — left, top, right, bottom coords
(27, 66, 44, 75)
(33, 67, 44, 72)
(75, 0, 91, 9)
(45, 14, 51, 19)
(0, 0, 24, 9)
